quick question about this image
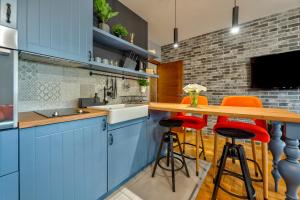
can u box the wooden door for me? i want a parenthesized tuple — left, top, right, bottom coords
(157, 61, 184, 103)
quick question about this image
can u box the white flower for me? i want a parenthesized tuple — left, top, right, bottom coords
(183, 84, 207, 93)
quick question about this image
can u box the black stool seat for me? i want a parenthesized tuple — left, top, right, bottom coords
(216, 128, 255, 139)
(159, 119, 183, 128)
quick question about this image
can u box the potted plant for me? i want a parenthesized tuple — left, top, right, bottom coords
(112, 24, 128, 38)
(94, 0, 119, 32)
(138, 78, 149, 93)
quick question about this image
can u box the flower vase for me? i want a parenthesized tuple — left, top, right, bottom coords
(189, 91, 199, 107)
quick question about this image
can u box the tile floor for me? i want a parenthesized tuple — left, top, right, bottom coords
(105, 158, 211, 200)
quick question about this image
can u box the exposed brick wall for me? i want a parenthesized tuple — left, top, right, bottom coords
(162, 7, 300, 116)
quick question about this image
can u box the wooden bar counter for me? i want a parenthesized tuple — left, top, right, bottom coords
(148, 102, 300, 200)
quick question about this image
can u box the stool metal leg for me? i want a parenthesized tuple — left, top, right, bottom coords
(212, 143, 230, 200)
(170, 134, 176, 192)
(174, 133, 190, 177)
(152, 132, 166, 177)
(213, 132, 219, 177)
(196, 130, 200, 176)
(251, 140, 259, 177)
(183, 128, 186, 154)
(200, 130, 207, 161)
(237, 145, 256, 200)
(166, 135, 170, 167)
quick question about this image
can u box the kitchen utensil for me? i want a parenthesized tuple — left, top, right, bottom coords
(95, 57, 101, 63)
(123, 51, 138, 70)
(130, 33, 135, 43)
(103, 58, 109, 65)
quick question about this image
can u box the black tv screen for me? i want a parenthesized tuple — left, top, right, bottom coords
(250, 50, 300, 89)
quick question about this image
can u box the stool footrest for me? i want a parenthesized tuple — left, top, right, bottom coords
(173, 142, 206, 160)
(216, 158, 264, 182)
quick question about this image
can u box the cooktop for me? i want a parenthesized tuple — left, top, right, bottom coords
(35, 108, 89, 118)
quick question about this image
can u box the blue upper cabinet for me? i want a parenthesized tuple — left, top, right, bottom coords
(17, 0, 93, 63)
(19, 117, 107, 200)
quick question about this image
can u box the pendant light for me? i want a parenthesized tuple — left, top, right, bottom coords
(230, 0, 240, 34)
(173, 0, 179, 48)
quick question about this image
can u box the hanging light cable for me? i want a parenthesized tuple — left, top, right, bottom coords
(173, 0, 179, 48)
(231, 0, 240, 34)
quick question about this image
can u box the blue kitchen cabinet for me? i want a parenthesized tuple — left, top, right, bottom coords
(0, 129, 18, 177)
(107, 118, 147, 191)
(17, 0, 93, 63)
(0, 172, 19, 200)
(146, 111, 170, 164)
(0, 129, 18, 200)
(19, 117, 107, 200)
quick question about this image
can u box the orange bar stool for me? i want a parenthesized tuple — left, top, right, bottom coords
(212, 96, 270, 200)
(173, 96, 208, 176)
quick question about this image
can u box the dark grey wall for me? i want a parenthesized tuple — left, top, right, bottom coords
(93, 0, 148, 68)
(93, 0, 148, 49)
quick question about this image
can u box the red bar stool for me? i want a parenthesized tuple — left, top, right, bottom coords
(212, 96, 270, 200)
(173, 96, 208, 176)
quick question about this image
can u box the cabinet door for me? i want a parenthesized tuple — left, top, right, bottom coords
(20, 117, 107, 200)
(0, 172, 18, 200)
(108, 120, 146, 191)
(0, 129, 18, 177)
(18, 0, 93, 63)
(146, 111, 170, 164)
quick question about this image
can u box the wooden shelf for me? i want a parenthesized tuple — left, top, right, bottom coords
(88, 61, 159, 78)
(93, 27, 157, 59)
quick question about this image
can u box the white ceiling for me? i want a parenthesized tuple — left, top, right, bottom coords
(119, 0, 300, 46)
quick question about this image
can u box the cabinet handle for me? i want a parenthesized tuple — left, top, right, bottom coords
(108, 134, 113, 145)
(6, 3, 11, 24)
(102, 118, 107, 131)
(88, 50, 92, 62)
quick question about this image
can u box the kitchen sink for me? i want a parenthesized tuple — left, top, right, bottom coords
(89, 104, 148, 124)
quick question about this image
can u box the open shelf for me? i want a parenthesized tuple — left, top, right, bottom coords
(93, 27, 157, 59)
(88, 61, 159, 78)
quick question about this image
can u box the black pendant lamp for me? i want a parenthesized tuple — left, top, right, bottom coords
(231, 0, 240, 34)
(173, 0, 179, 48)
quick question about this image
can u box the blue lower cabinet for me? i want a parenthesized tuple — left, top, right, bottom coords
(0, 129, 18, 177)
(107, 119, 147, 191)
(0, 172, 19, 200)
(146, 111, 170, 164)
(20, 117, 107, 200)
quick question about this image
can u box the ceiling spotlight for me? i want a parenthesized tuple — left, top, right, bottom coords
(173, 42, 179, 48)
(231, 0, 240, 34)
(173, 0, 179, 48)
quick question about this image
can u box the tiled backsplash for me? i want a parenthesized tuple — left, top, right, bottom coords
(18, 60, 145, 112)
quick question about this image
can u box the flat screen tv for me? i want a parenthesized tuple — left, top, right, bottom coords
(250, 50, 300, 89)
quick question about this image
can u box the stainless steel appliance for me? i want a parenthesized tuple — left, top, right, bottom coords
(0, 24, 18, 130)
(35, 108, 89, 118)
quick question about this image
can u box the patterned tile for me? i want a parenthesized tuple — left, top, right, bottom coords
(36, 81, 61, 103)
(19, 80, 38, 101)
(19, 61, 38, 81)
